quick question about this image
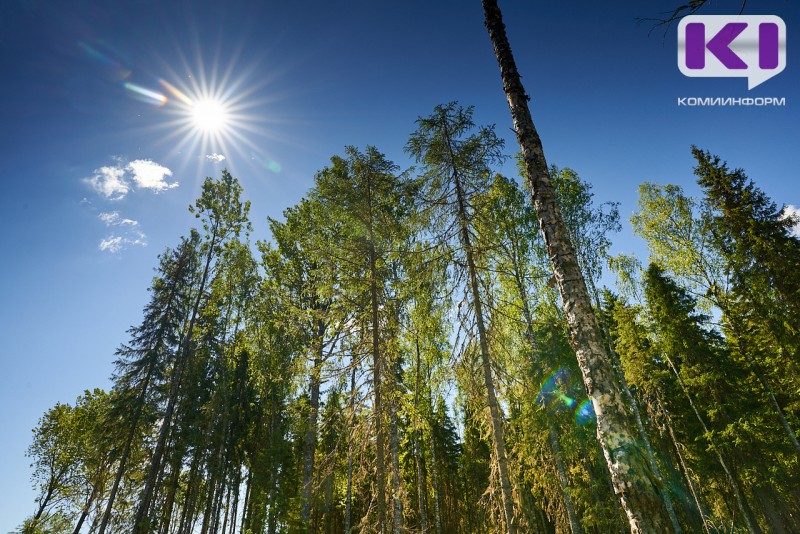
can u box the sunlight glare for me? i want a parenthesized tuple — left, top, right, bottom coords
(191, 98, 228, 133)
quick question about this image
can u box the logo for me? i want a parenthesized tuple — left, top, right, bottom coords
(678, 15, 786, 89)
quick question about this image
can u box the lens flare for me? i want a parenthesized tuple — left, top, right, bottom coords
(558, 393, 577, 409)
(159, 80, 193, 106)
(123, 83, 167, 106)
(537, 368, 571, 405)
(575, 400, 596, 426)
(539, 367, 595, 425)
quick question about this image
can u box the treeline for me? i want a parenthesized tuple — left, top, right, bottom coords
(22, 105, 800, 534)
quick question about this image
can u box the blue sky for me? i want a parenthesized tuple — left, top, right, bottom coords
(0, 0, 797, 529)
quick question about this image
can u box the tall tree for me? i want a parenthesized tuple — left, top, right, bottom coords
(98, 233, 199, 534)
(644, 263, 763, 533)
(265, 198, 343, 530)
(132, 170, 251, 533)
(312, 146, 415, 533)
(407, 103, 517, 533)
(480, 2, 670, 530)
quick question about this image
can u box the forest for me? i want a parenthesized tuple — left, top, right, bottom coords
(20, 2, 800, 534)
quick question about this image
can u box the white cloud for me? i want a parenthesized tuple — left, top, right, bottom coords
(99, 211, 139, 227)
(99, 236, 124, 253)
(782, 205, 800, 237)
(98, 231, 147, 254)
(127, 159, 178, 192)
(83, 158, 176, 199)
(206, 153, 226, 163)
(84, 165, 129, 200)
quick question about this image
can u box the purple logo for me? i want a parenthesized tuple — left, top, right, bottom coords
(678, 16, 786, 89)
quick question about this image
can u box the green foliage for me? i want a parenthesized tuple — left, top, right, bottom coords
(22, 132, 800, 534)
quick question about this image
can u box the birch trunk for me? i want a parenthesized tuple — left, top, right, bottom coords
(590, 282, 682, 533)
(480, 1, 669, 530)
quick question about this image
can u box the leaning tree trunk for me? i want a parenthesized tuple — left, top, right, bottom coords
(99, 369, 153, 534)
(133, 221, 219, 534)
(589, 279, 682, 533)
(508, 236, 581, 534)
(458, 196, 516, 533)
(480, 1, 669, 530)
(72, 476, 102, 534)
(663, 353, 761, 534)
(443, 111, 517, 534)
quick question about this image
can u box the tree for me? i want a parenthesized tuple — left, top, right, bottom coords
(132, 169, 251, 533)
(98, 233, 200, 533)
(407, 102, 517, 533)
(480, 2, 670, 530)
(644, 263, 763, 533)
(312, 146, 416, 533)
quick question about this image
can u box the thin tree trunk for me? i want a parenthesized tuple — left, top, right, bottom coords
(549, 424, 582, 534)
(480, 2, 669, 530)
(664, 353, 761, 534)
(99, 374, 151, 534)
(301, 334, 325, 529)
(159, 447, 183, 534)
(445, 111, 516, 534)
(72, 478, 101, 534)
(227, 466, 241, 534)
(345, 362, 356, 534)
(428, 421, 443, 534)
(663, 405, 712, 534)
(220, 482, 232, 534)
(133, 222, 219, 534)
(211, 468, 228, 534)
(178, 447, 203, 534)
(241, 468, 252, 534)
(414, 337, 428, 534)
(390, 401, 404, 533)
(366, 172, 387, 534)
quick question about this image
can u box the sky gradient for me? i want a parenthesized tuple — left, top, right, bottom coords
(1, 1, 798, 530)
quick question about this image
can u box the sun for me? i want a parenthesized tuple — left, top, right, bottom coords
(148, 59, 278, 180)
(190, 98, 229, 133)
